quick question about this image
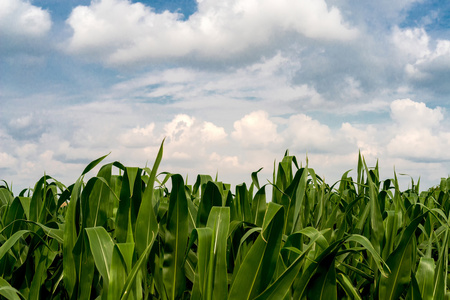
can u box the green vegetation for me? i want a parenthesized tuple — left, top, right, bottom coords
(1, 140, 449, 299)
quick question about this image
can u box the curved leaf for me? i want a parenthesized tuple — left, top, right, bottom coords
(379, 213, 427, 300)
(228, 203, 284, 300)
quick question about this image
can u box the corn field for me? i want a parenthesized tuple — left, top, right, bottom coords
(1, 140, 449, 299)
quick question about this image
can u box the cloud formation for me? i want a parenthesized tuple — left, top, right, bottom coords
(387, 99, 450, 161)
(64, 0, 357, 66)
(2, 95, 449, 192)
(0, 0, 52, 54)
(0, 0, 51, 38)
(391, 26, 450, 94)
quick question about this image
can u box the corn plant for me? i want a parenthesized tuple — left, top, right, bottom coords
(1, 141, 449, 299)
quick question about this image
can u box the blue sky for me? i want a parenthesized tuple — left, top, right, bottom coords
(1, 0, 450, 192)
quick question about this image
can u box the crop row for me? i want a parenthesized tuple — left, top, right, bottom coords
(0, 140, 449, 299)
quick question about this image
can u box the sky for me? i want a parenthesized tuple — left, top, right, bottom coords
(1, 0, 450, 193)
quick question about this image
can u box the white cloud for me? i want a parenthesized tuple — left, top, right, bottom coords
(387, 99, 450, 161)
(231, 110, 280, 148)
(64, 0, 357, 66)
(0, 152, 17, 169)
(162, 114, 228, 161)
(119, 123, 156, 148)
(108, 53, 331, 119)
(391, 27, 450, 92)
(410, 39, 450, 78)
(2, 96, 450, 194)
(9, 114, 34, 129)
(201, 121, 227, 142)
(387, 130, 450, 160)
(284, 114, 333, 151)
(340, 123, 381, 157)
(391, 26, 430, 60)
(0, 0, 51, 39)
(390, 98, 443, 129)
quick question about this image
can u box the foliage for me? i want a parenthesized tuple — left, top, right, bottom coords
(1, 142, 449, 299)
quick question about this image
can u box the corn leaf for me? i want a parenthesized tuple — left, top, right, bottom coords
(228, 202, 284, 300)
(379, 213, 427, 300)
(163, 174, 188, 300)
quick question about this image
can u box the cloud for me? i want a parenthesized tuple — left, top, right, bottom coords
(387, 99, 450, 161)
(108, 53, 333, 119)
(231, 110, 280, 148)
(0, 0, 52, 54)
(0, 152, 17, 169)
(392, 27, 450, 94)
(2, 95, 450, 193)
(284, 114, 333, 152)
(391, 26, 430, 60)
(162, 114, 228, 162)
(64, 0, 357, 66)
(119, 123, 156, 148)
(340, 123, 382, 157)
(390, 98, 443, 129)
(0, 0, 51, 38)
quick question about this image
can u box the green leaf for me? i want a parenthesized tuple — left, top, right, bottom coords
(363, 158, 384, 254)
(108, 245, 128, 300)
(120, 232, 157, 300)
(228, 203, 284, 300)
(252, 185, 267, 227)
(432, 228, 448, 300)
(379, 213, 427, 300)
(85, 227, 115, 283)
(345, 234, 390, 277)
(115, 168, 140, 243)
(78, 233, 95, 300)
(194, 227, 213, 299)
(0, 230, 29, 261)
(251, 167, 263, 190)
(336, 272, 362, 300)
(197, 181, 222, 228)
(3, 197, 25, 238)
(81, 153, 110, 176)
(163, 174, 189, 300)
(63, 176, 83, 298)
(406, 271, 423, 300)
(416, 257, 435, 300)
(255, 230, 321, 300)
(29, 243, 58, 300)
(207, 207, 230, 300)
(29, 175, 48, 222)
(0, 277, 22, 300)
(135, 139, 164, 258)
(293, 240, 344, 299)
(307, 254, 338, 300)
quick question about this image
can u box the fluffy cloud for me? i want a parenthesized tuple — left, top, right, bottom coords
(0, 152, 17, 169)
(284, 114, 333, 152)
(0, 0, 51, 38)
(0, 0, 51, 55)
(2, 98, 450, 193)
(392, 27, 450, 93)
(407, 39, 450, 86)
(119, 124, 156, 148)
(387, 99, 450, 161)
(391, 26, 430, 60)
(340, 123, 381, 157)
(231, 110, 280, 148)
(162, 114, 228, 161)
(64, 0, 357, 66)
(390, 98, 443, 129)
